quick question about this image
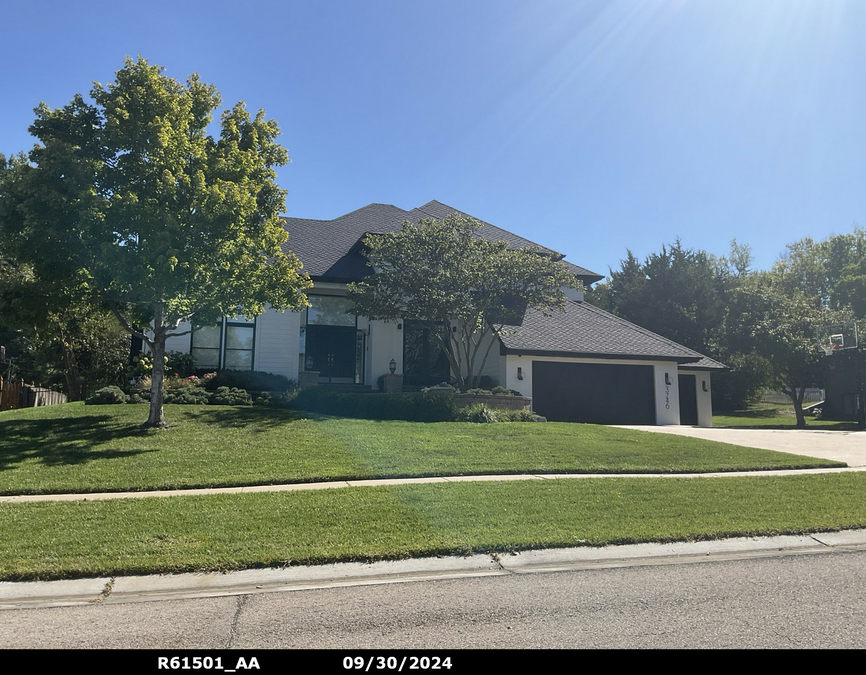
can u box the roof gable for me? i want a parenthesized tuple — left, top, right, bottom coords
(281, 201, 603, 283)
(499, 299, 725, 366)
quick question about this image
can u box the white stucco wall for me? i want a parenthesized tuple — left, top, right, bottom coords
(653, 363, 680, 426)
(682, 370, 714, 427)
(503, 354, 533, 398)
(369, 319, 404, 383)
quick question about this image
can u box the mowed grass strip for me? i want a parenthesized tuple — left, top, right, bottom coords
(2, 473, 865, 580)
(714, 403, 860, 430)
(0, 403, 843, 496)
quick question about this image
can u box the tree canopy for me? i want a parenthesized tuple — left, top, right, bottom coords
(0, 57, 311, 427)
(726, 270, 850, 427)
(587, 231, 863, 420)
(348, 214, 576, 390)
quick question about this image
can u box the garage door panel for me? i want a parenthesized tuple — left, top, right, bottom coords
(532, 361, 656, 424)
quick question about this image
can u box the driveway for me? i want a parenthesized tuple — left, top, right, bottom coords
(621, 426, 866, 467)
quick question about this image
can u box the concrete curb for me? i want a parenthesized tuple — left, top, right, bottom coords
(3, 529, 865, 610)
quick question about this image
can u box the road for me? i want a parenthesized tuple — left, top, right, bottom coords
(3, 547, 865, 651)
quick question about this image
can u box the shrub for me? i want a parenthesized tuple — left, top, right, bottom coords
(456, 403, 538, 423)
(85, 386, 129, 405)
(254, 392, 273, 406)
(166, 351, 198, 378)
(457, 403, 498, 423)
(164, 374, 204, 390)
(164, 388, 212, 405)
(491, 386, 523, 396)
(203, 370, 295, 392)
(129, 391, 151, 403)
(289, 389, 457, 422)
(211, 386, 253, 406)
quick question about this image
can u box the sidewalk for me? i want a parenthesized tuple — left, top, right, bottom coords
(2, 464, 863, 503)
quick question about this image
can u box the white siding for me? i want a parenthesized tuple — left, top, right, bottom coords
(254, 307, 302, 380)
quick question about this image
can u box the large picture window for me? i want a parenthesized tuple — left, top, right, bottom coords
(191, 317, 256, 370)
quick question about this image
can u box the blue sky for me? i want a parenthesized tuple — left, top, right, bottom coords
(3, 0, 865, 278)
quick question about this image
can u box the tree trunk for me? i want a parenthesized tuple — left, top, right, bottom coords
(143, 302, 169, 429)
(784, 385, 807, 428)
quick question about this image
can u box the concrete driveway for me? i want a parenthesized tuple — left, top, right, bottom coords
(620, 426, 866, 467)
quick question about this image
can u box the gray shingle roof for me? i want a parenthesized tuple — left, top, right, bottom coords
(499, 299, 725, 366)
(281, 201, 604, 283)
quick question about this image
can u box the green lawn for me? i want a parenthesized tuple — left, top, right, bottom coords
(0, 403, 844, 495)
(2, 473, 865, 580)
(714, 402, 860, 430)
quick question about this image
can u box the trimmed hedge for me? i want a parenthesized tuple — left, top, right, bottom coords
(288, 388, 458, 422)
(202, 370, 296, 392)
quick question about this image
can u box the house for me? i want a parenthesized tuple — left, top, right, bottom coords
(165, 200, 725, 426)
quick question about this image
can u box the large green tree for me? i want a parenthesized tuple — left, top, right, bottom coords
(774, 228, 866, 317)
(727, 270, 850, 427)
(586, 241, 728, 355)
(0, 57, 311, 427)
(0, 261, 129, 398)
(348, 214, 576, 390)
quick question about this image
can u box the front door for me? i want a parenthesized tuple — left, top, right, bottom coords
(305, 325, 357, 380)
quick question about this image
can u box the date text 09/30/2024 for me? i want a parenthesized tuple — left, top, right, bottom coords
(156, 655, 455, 672)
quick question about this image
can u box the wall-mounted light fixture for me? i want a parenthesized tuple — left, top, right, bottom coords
(397, 323, 402, 330)
(702, 381, 708, 392)
(517, 367, 524, 381)
(665, 373, 672, 386)
(389, 358, 396, 374)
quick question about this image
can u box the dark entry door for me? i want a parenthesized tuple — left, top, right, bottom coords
(532, 361, 656, 424)
(678, 374, 698, 425)
(306, 326, 357, 379)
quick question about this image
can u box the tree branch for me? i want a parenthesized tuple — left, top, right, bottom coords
(108, 303, 154, 349)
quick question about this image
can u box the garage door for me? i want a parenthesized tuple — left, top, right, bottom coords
(678, 374, 698, 426)
(532, 361, 656, 424)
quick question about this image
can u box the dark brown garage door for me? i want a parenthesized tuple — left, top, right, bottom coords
(532, 361, 656, 424)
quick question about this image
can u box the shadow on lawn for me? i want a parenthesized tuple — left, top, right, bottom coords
(178, 405, 304, 431)
(0, 415, 156, 471)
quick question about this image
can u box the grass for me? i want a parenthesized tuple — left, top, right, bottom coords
(0, 403, 844, 495)
(2, 472, 865, 580)
(714, 402, 861, 430)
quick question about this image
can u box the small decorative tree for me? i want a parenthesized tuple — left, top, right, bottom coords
(348, 214, 576, 390)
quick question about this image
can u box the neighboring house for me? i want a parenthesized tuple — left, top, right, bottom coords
(165, 200, 725, 426)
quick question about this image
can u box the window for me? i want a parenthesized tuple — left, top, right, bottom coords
(191, 324, 222, 369)
(191, 317, 256, 370)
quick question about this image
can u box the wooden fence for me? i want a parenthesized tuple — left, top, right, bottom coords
(0, 378, 67, 410)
